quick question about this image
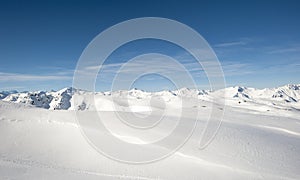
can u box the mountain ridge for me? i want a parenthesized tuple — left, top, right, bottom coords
(1, 84, 299, 110)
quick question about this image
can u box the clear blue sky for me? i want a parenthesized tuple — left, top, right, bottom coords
(0, 0, 299, 91)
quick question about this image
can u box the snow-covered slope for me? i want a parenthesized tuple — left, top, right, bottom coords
(0, 88, 300, 179)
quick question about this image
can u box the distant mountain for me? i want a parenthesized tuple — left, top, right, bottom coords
(0, 85, 299, 110)
(0, 90, 18, 99)
(212, 84, 300, 103)
(2, 87, 74, 110)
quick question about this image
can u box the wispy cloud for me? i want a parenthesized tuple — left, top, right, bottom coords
(221, 62, 254, 76)
(79, 53, 256, 81)
(0, 72, 72, 82)
(0, 86, 25, 90)
(83, 59, 203, 76)
(214, 41, 247, 48)
(267, 47, 300, 54)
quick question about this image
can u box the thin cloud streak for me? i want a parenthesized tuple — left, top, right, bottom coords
(214, 41, 247, 48)
(268, 47, 300, 54)
(81, 56, 255, 81)
(0, 72, 72, 82)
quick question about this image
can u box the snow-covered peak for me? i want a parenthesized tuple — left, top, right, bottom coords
(173, 87, 200, 97)
(48, 87, 74, 110)
(2, 87, 75, 110)
(212, 86, 252, 99)
(270, 84, 300, 102)
(3, 91, 53, 109)
(283, 84, 300, 90)
(232, 86, 251, 99)
(0, 90, 18, 99)
(198, 89, 209, 95)
(1, 84, 300, 110)
(128, 88, 148, 98)
(154, 90, 177, 97)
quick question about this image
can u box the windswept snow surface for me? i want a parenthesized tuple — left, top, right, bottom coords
(0, 85, 300, 179)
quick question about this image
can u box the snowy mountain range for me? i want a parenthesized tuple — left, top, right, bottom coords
(0, 84, 299, 110)
(0, 87, 73, 110)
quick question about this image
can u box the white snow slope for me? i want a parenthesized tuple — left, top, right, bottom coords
(0, 84, 300, 179)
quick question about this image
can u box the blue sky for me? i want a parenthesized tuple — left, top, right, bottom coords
(0, 0, 299, 91)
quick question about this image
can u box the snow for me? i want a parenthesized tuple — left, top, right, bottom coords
(2, 84, 300, 112)
(0, 90, 18, 99)
(2, 87, 73, 110)
(0, 84, 300, 179)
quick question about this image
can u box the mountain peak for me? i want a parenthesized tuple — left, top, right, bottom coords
(1, 84, 300, 110)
